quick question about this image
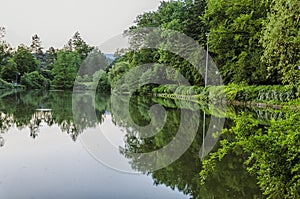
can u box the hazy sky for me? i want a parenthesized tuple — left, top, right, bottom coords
(1, 0, 164, 50)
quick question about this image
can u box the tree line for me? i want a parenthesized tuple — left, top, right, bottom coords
(1, 0, 299, 91)
(0, 29, 109, 89)
(108, 0, 300, 89)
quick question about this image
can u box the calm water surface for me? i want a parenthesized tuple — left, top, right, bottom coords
(0, 90, 266, 199)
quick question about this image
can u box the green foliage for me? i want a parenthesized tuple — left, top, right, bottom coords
(69, 31, 94, 61)
(152, 85, 201, 96)
(208, 84, 298, 103)
(0, 90, 108, 140)
(151, 83, 298, 105)
(152, 84, 177, 94)
(0, 28, 13, 67)
(94, 70, 111, 92)
(203, 0, 269, 85)
(82, 74, 91, 82)
(1, 0, 300, 91)
(0, 43, 13, 66)
(44, 47, 57, 70)
(0, 78, 14, 89)
(111, 95, 262, 198)
(134, 0, 207, 42)
(20, 71, 50, 89)
(111, 0, 208, 91)
(78, 48, 108, 77)
(51, 50, 81, 89)
(13, 45, 38, 77)
(30, 34, 43, 54)
(107, 0, 300, 91)
(200, 110, 300, 199)
(261, 0, 300, 85)
(0, 58, 18, 83)
(108, 61, 130, 89)
(11, 45, 40, 87)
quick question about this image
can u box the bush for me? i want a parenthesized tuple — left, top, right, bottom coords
(0, 58, 18, 83)
(152, 83, 298, 104)
(0, 78, 13, 89)
(208, 84, 298, 103)
(200, 108, 300, 199)
(82, 74, 91, 82)
(76, 76, 83, 82)
(20, 71, 50, 89)
(94, 70, 111, 93)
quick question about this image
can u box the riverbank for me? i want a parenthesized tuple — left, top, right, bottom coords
(150, 84, 300, 109)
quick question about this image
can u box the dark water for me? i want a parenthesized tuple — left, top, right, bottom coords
(0, 90, 266, 199)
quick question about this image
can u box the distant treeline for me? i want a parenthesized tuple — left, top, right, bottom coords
(0, 30, 109, 90)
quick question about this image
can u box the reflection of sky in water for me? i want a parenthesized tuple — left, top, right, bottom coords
(0, 122, 188, 199)
(101, 114, 126, 148)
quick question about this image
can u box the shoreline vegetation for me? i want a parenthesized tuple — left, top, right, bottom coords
(151, 84, 300, 109)
(1, 0, 300, 198)
(109, 83, 299, 110)
(1, 74, 299, 110)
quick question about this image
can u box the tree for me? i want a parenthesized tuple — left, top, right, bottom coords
(94, 70, 111, 92)
(44, 47, 57, 70)
(13, 45, 38, 81)
(122, 0, 209, 87)
(185, 0, 208, 44)
(65, 31, 94, 61)
(0, 27, 13, 67)
(114, 95, 262, 199)
(30, 34, 43, 54)
(73, 32, 94, 61)
(261, 0, 300, 85)
(63, 38, 73, 51)
(0, 27, 6, 43)
(203, 0, 270, 85)
(108, 61, 130, 88)
(0, 58, 18, 83)
(201, 110, 300, 198)
(30, 34, 45, 70)
(78, 48, 108, 77)
(51, 50, 81, 89)
(0, 43, 12, 67)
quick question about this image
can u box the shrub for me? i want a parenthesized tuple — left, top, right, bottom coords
(200, 108, 300, 198)
(20, 71, 50, 89)
(0, 78, 13, 89)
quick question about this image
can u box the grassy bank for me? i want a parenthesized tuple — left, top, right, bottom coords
(151, 84, 300, 108)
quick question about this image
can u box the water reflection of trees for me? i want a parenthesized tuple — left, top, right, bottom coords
(112, 95, 262, 198)
(0, 90, 276, 198)
(0, 90, 110, 140)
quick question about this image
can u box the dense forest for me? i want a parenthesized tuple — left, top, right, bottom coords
(103, 0, 300, 90)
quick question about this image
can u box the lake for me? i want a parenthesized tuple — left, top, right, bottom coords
(0, 90, 266, 198)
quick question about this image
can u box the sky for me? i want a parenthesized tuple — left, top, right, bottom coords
(1, 0, 164, 50)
